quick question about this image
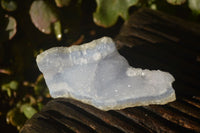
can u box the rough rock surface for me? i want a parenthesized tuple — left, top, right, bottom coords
(36, 37, 176, 110)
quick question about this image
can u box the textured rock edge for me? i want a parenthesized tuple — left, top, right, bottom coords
(36, 37, 114, 63)
(57, 87, 176, 111)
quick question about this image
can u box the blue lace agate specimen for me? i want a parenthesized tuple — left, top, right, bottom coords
(36, 37, 176, 110)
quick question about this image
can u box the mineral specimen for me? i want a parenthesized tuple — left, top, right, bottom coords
(36, 37, 176, 110)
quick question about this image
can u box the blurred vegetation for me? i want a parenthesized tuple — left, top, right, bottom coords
(0, 0, 200, 132)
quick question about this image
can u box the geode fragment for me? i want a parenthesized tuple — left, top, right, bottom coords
(36, 37, 176, 110)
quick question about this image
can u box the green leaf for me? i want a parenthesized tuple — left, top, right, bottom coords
(54, 20, 62, 40)
(7, 108, 27, 130)
(1, 84, 9, 91)
(20, 104, 37, 119)
(7, 88, 12, 97)
(1, 80, 18, 90)
(148, 0, 157, 10)
(9, 80, 18, 90)
(37, 102, 43, 111)
(55, 0, 71, 7)
(188, 0, 200, 14)
(1, 0, 17, 11)
(0, 15, 17, 42)
(29, 0, 62, 39)
(1, 80, 18, 97)
(166, 0, 186, 5)
(93, 0, 138, 27)
(34, 75, 49, 96)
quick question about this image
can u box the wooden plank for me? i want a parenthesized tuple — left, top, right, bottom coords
(144, 105, 200, 131)
(117, 107, 191, 133)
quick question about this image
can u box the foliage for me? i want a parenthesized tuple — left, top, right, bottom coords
(0, 15, 17, 42)
(1, 0, 200, 132)
(55, 0, 71, 7)
(188, 0, 200, 14)
(1, 80, 18, 97)
(1, 74, 50, 130)
(166, 0, 200, 15)
(166, 0, 186, 5)
(20, 104, 37, 119)
(1, 0, 17, 11)
(93, 0, 138, 27)
(29, 0, 62, 40)
(0, 0, 199, 43)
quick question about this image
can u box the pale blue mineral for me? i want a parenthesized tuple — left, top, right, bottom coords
(36, 37, 176, 110)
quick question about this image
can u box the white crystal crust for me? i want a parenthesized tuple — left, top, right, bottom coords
(36, 37, 176, 111)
